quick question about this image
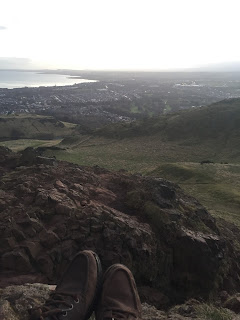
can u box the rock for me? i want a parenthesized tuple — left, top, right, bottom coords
(142, 303, 166, 320)
(220, 290, 230, 303)
(21, 241, 42, 260)
(36, 255, 54, 277)
(224, 294, 240, 313)
(55, 203, 75, 215)
(39, 230, 60, 248)
(0, 146, 19, 168)
(2, 251, 32, 273)
(0, 300, 19, 320)
(12, 229, 26, 242)
(1, 237, 17, 252)
(0, 148, 240, 306)
(36, 156, 56, 166)
(139, 287, 169, 309)
(0, 283, 52, 320)
(35, 189, 48, 205)
(172, 227, 225, 300)
(54, 179, 68, 191)
(170, 299, 200, 317)
(0, 274, 45, 288)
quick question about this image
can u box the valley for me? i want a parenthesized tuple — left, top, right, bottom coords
(0, 97, 239, 228)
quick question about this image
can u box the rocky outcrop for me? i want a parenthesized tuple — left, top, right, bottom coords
(224, 294, 240, 313)
(0, 149, 240, 305)
(0, 146, 20, 169)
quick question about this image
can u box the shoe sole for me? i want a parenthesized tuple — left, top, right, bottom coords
(84, 251, 102, 320)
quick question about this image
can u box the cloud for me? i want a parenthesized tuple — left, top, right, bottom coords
(0, 26, 7, 30)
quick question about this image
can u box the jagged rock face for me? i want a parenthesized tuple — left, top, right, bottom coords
(0, 149, 239, 304)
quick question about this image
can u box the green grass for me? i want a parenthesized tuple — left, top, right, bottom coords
(1, 99, 240, 229)
(196, 304, 233, 320)
(149, 162, 240, 227)
(0, 114, 75, 140)
(163, 104, 172, 114)
(130, 104, 139, 113)
(44, 132, 239, 170)
(0, 139, 62, 152)
(4, 131, 240, 228)
(41, 134, 240, 227)
(150, 163, 214, 183)
(61, 121, 77, 129)
(94, 98, 240, 163)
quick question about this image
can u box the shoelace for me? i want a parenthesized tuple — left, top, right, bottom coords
(102, 309, 138, 320)
(28, 291, 81, 320)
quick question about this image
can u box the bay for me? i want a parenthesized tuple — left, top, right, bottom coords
(0, 70, 96, 89)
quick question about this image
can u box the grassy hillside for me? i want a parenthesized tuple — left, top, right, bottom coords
(1, 99, 239, 227)
(148, 162, 240, 227)
(96, 98, 240, 145)
(0, 114, 76, 140)
(49, 134, 230, 169)
(0, 139, 62, 152)
(42, 98, 240, 226)
(1, 99, 240, 165)
(51, 97, 240, 165)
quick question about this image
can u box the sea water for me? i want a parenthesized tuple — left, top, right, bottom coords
(0, 70, 96, 89)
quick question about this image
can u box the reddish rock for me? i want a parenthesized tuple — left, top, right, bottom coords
(36, 255, 53, 277)
(55, 203, 75, 215)
(0, 148, 240, 306)
(0, 199, 7, 212)
(138, 286, 170, 310)
(2, 250, 32, 273)
(39, 230, 60, 248)
(72, 183, 84, 192)
(48, 189, 64, 203)
(224, 294, 240, 313)
(11, 229, 26, 242)
(21, 241, 42, 260)
(219, 290, 230, 303)
(1, 238, 17, 252)
(54, 180, 67, 191)
(35, 189, 48, 205)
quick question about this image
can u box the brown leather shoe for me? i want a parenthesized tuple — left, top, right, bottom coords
(29, 250, 102, 320)
(96, 264, 142, 320)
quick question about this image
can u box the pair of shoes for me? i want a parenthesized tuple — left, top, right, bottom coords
(29, 250, 142, 320)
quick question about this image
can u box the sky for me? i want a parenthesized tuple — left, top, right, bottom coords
(0, 0, 240, 70)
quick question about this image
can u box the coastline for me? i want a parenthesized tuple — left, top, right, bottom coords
(0, 69, 97, 89)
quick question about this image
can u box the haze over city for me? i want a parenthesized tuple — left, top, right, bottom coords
(1, 0, 240, 70)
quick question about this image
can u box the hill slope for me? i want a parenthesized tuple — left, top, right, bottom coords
(1, 100, 239, 229)
(96, 98, 240, 144)
(48, 98, 240, 169)
(0, 114, 76, 140)
(39, 99, 240, 228)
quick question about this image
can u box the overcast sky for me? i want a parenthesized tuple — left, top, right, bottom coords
(0, 0, 240, 70)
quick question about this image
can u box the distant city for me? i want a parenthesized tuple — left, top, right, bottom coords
(1, 70, 240, 128)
